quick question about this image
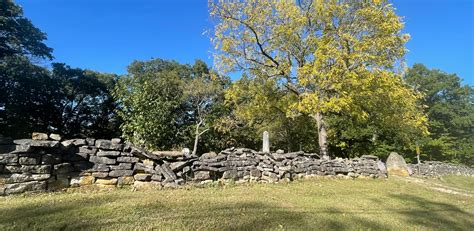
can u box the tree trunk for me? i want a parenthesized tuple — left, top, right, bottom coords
(192, 122, 201, 156)
(315, 112, 329, 159)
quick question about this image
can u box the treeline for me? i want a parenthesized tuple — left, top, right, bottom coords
(0, 0, 472, 165)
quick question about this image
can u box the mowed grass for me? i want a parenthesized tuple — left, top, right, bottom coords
(1, 176, 473, 230)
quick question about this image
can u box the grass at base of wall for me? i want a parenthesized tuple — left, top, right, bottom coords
(0, 176, 473, 230)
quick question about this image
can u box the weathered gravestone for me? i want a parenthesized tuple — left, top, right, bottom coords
(386, 152, 410, 177)
(262, 131, 270, 153)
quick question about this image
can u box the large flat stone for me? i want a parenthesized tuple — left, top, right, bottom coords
(4, 165, 51, 174)
(4, 181, 46, 194)
(13, 139, 59, 148)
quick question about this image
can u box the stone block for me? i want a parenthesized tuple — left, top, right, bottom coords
(151, 174, 162, 181)
(134, 173, 151, 181)
(111, 138, 122, 144)
(95, 178, 117, 185)
(97, 150, 121, 157)
(89, 156, 116, 165)
(223, 169, 238, 180)
(5, 181, 46, 194)
(32, 132, 49, 140)
(70, 176, 94, 187)
(118, 176, 134, 186)
(0, 173, 51, 183)
(110, 163, 132, 170)
(18, 156, 40, 165)
(14, 139, 59, 148)
(117, 156, 139, 163)
(78, 146, 97, 154)
(0, 154, 18, 164)
(92, 172, 109, 178)
(4, 165, 51, 174)
(109, 170, 133, 177)
(49, 134, 62, 141)
(95, 140, 123, 151)
(250, 169, 261, 178)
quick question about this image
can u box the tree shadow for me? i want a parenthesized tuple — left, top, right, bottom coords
(389, 194, 473, 230)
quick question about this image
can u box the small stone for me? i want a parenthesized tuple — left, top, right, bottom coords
(32, 132, 49, 140)
(89, 156, 116, 165)
(95, 178, 118, 185)
(19, 156, 40, 165)
(111, 138, 122, 144)
(118, 176, 135, 186)
(200, 152, 217, 159)
(223, 169, 238, 180)
(151, 174, 162, 181)
(276, 149, 284, 154)
(110, 163, 133, 170)
(78, 146, 97, 154)
(134, 173, 151, 181)
(97, 150, 121, 157)
(142, 159, 155, 167)
(92, 172, 109, 178)
(194, 171, 211, 181)
(250, 169, 261, 178)
(49, 134, 62, 141)
(79, 176, 94, 185)
(117, 156, 139, 163)
(109, 170, 133, 177)
(0, 154, 19, 164)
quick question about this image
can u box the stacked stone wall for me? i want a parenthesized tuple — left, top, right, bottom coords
(1, 134, 472, 196)
(408, 161, 474, 177)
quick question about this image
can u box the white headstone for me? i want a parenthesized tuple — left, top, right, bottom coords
(263, 131, 270, 153)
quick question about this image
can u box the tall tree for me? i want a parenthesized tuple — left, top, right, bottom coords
(405, 64, 474, 165)
(185, 60, 227, 155)
(210, 0, 427, 158)
(113, 59, 191, 150)
(51, 63, 120, 138)
(0, 0, 53, 59)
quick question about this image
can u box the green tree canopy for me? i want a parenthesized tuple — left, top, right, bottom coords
(0, 0, 53, 59)
(405, 64, 474, 165)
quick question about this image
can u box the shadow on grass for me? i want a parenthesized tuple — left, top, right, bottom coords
(389, 194, 473, 230)
(0, 192, 472, 230)
(0, 193, 168, 230)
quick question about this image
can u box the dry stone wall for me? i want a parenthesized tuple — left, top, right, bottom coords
(1, 135, 388, 195)
(408, 161, 474, 177)
(2, 134, 472, 196)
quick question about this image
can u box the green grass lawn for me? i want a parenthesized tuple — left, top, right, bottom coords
(1, 176, 473, 230)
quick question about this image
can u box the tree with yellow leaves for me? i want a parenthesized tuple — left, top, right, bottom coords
(210, 0, 427, 158)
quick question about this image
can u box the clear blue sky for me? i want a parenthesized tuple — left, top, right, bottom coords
(16, 0, 474, 85)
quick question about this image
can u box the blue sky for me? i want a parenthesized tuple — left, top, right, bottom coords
(17, 0, 473, 85)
